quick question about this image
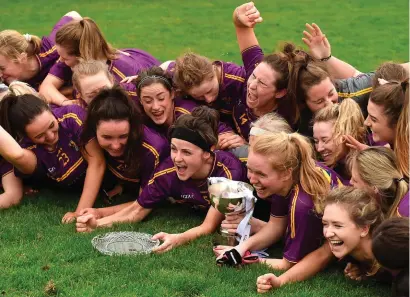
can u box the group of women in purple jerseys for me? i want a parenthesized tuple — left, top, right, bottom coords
(0, 1, 408, 295)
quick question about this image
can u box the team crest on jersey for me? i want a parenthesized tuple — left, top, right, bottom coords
(69, 140, 79, 151)
(48, 167, 56, 174)
(222, 96, 232, 103)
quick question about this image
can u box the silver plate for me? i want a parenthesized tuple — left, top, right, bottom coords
(92, 232, 160, 256)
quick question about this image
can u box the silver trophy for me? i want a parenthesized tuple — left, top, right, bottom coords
(208, 177, 256, 246)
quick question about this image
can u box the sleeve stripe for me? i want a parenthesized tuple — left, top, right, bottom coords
(241, 45, 260, 55)
(219, 109, 232, 115)
(217, 161, 232, 180)
(142, 142, 160, 167)
(2, 169, 14, 178)
(148, 167, 176, 185)
(224, 74, 245, 83)
(39, 46, 57, 58)
(174, 107, 191, 114)
(337, 87, 373, 98)
(111, 66, 126, 80)
(58, 113, 83, 126)
(107, 164, 140, 183)
(126, 91, 137, 96)
(290, 184, 299, 239)
(55, 157, 84, 182)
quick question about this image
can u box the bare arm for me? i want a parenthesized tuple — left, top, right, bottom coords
(152, 206, 225, 253)
(76, 139, 105, 211)
(76, 201, 152, 232)
(39, 75, 70, 106)
(302, 23, 361, 79)
(0, 126, 37, 174)
(0, 173, 23, 209)
(238, 216, 287, 254)
(233, 2, 262, 52)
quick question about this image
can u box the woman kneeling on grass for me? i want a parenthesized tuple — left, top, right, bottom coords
(215, 131, 343, 270)
(76, 106, 259, 253)
(0, 93, 105, 222)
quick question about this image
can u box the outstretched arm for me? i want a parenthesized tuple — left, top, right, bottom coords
(62, 139, 106, 223)
(39, 75, 74, 106)
(233, 2, 263, 52)
(302, 23, 362, 79)
(0, 173, 23, 209)
(152, 206, 224, 253)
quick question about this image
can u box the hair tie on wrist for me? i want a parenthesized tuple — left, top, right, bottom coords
(319, 54, 332, 62)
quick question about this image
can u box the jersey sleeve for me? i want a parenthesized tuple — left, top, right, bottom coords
(48, 61, 73, 83)
(336, 72, 375, 115)
(269, 195, 289, 218)
(136, 158, 177, 208)
(56, 105, 86, 141)
(48, 16, 74, 43)
(241, 45, 264, 82)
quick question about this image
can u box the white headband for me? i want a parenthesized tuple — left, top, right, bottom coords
(249, 127, 268, 136)
(23, 34, 31, 42)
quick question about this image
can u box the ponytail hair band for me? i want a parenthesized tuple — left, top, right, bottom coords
(23, 34, 31, 42)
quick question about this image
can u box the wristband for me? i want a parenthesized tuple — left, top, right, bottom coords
(320, 54, 332, 62)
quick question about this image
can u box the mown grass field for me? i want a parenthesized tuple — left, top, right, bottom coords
(0, 0, 408, 296)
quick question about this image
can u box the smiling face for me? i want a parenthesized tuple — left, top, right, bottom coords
(187, 76, 219, 104)
(364, 100, 395, 144)
(171, 138, 211, 181)
(246, 150, 290, 198)
(246, 62, 284, 113)
(25, 110, 59, 147)
(140, 82, 174, 126)
(0, 54, 25, 84)
(78, 71, 114, 105)
(305, 77, 338, 113)
(56, 44, 79, 68)
(96, 120, 129, 157)
(313, 120, 343, 166)
(322, 203, 368, 259)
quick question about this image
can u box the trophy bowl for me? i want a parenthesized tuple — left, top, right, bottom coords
(208, 181, 255, 246)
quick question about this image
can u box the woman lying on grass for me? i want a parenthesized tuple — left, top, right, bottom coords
(76, 106, 265, 253)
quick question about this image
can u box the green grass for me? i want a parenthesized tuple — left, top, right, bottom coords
(0, 0, 407, 296)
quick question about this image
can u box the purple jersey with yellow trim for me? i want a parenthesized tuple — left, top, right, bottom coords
(49, 48, 159, 86)
(233, 45, 295, 141)
(106, 125, 170, 188)
(397, 192, 409, 218)
(145, 97, 233, 138)
(137, 150, 247, 209)
(166, 60, 246, 127)
(269, 163, 343, 263)
(15, 105, 88, 187)
(25, 16, 74, 90)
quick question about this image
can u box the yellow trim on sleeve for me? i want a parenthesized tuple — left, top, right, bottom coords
(111, 67, 126, 80)
(55, 157, 84, 182)
(148, 167, 177, 185)
(58, 113, 83, 126)
(224, 74, 245, 83)
(337, 87, 373, 98)
(174, 107, 191, 115)
(107, 164, 140, 183)
(217, 161, 232, 180)
(39, 46, 57, 58)
(142, 142, 160, 167)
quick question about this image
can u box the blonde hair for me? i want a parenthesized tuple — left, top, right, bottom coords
(395, 86, 409, 178)
(72, 60, 113, 92)
(173, 52, 214, 93)
(251, 131, 330, 213)
(355, 147, 409, 218)
(0, 81, 39, 101)
(0, 30, 42, 61)
(324, 186, 383, 234)
(314, 98, 366, 171)
(55, 18, 117, 61)
(251, 112, 292, 134)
